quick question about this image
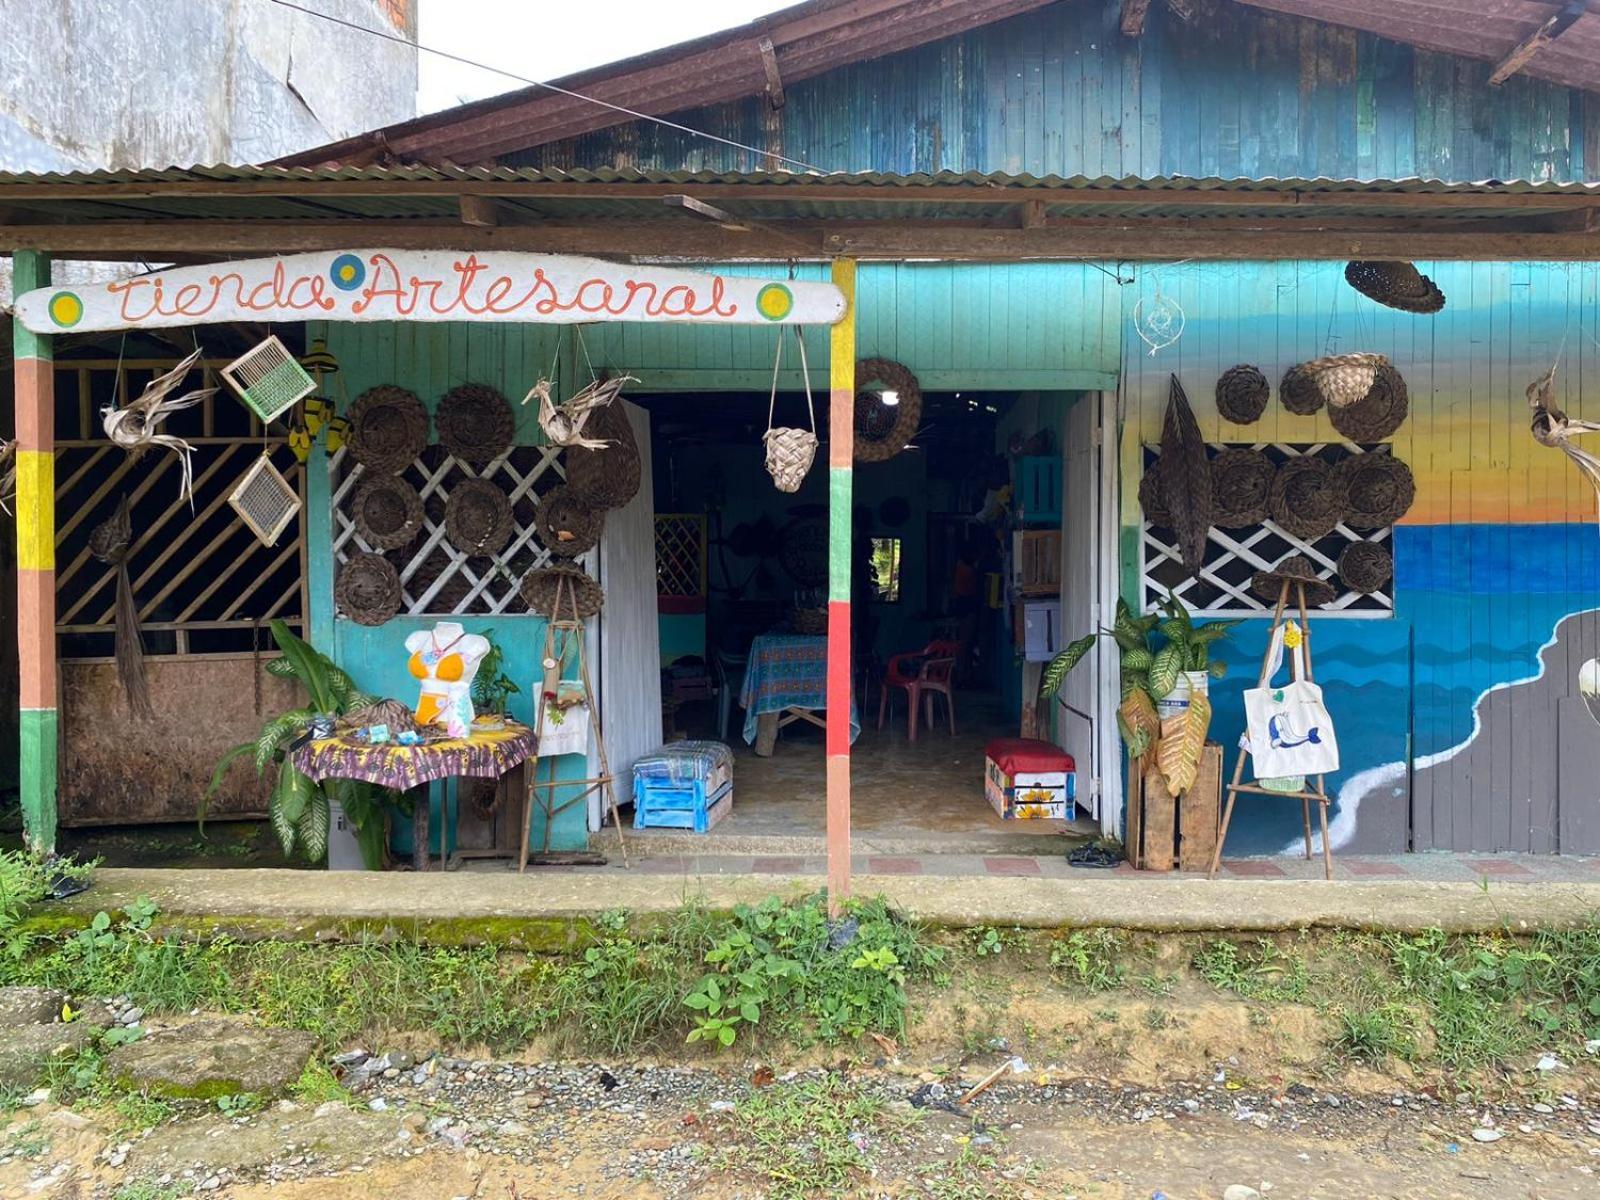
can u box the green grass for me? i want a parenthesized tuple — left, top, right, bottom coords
(112, 1180, 196, 1200)
(287, 1061, 354, 1108)
(1334, 1003, 1419, 1063)
(1048, 929, 1126, 991)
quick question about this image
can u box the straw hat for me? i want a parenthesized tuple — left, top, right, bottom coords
(1251, 554, 1337, 608)
(1344, 261, 1446, 314)
(520, 563, 603, 620)
(1329, 363, 1409, 442)
(1279, 364, 1325, 416)
(347, 385, 428, 473)
(1209, 447, 1275, 528)
(1336, 452, 1416, 529)
(436, 383, 514, 467)
(444, 477, 513, 556)
(1269, 456, 1347, 541)
(350, 473, 423, 550)
(566, 399, 642, 509)
(534, 484, 605, 558)
(1338, 541, 1393, 594)
(335, 552, 402, 626)
(1216, 365, 1270, 425)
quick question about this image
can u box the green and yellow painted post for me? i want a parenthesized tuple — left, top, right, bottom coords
(825, 258, 856, 915)
(12, 251, 57, 855)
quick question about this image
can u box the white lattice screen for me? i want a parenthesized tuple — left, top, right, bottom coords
(1139, 442, 1394, 619)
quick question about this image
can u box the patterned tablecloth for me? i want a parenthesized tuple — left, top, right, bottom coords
(738, 634, 860, 746)
(291, 721, 538, 791)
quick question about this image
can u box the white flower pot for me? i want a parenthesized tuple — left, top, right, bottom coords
(1156, 670, 1210, 722)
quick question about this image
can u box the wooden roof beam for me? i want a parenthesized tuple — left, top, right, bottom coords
(1490, 0, 1587, 86)
(1120, 0, 1154, 37)
(758, 37, 786, 109)
(662, 193, 816, 252)
(458, 195, 500, 227)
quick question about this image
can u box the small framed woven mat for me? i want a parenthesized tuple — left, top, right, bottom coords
(1338, 541, 1393, 594)
(565, 399, 642, 509)
(1329, 364, 1409, 442)
(1251, 554, 1337, 608)
(853, 358, 922, 463)
(351, 473, 424, 550)
(1216, 365, 1270, 425)
(347, 385, 429, 473)
(1209, 447, 1274, 528)
(534, 484, 604, 558)
(1344, 261, 1446, 314)
(520, 564, 604, 620)
(437, 383, 515, 466)
(1269, 455, 1346, 541)
(1336, 452, 1416, 529)
(444, 476, 514, 556)
(336, 552, 402, 626)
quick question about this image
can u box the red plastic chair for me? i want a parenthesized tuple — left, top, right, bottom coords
(877, 639, 959, 742)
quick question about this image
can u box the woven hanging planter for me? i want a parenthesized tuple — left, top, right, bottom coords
(1138, 461, 1172, 527)
(1336, 452, 1416, 529)
(444, 476, 513, 556)
(1279, 365, 1326, 417)
(1209, 447, 1275, 528)
(763, 327, 819, 492)
(347, 385, 428, 473)
(1338, 541, 1393, 594)
(1216, 365, 1270, 425)
(336, 552, 402, 626)
(1300, 352, 1390, 409)
(534, 484, 604, 558)
(1344, 261, 1446, 315)
(1329, 363, 1410, 442)
(437, 383, 515, 466)
(350, 473, 423, 550)
(565, 399, 642, 509)
(520, 563, 604, 620)
(1251, 554, 1337, 608)
(1269, 455, 1347, 541)
(853, 358, 921, 463)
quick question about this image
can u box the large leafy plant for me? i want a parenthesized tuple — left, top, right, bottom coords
(1040, 594, 1237, 793)
(470, 628, 520, 718)
(203, 620, 394, 869)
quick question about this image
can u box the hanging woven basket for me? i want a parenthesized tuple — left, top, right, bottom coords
(1300, 352, 1390, 409)
(534, 484, 605, 558)
(1209, 447, 1275, 528)
(1338, 541, 1393, 594)
(853, 358, 921, 463)
(436, 383, 515, 466)
(1138, 460, 1172, 527)
(444, 476, 513, 556)
(519, 563, 604, 620)
(1336, 452, 1416, 529)
(1251, 554, 1337, 608)
(1344, 261, 1446, 314)
(1269, 455, 1347, 541)
(1216, 365, 1270, 425)
(335, 552, 402, 626)
(763, 326, 820, 492)
(347, 385, 429, 473)
(1329, 363, 1410, 442)
(565, 399, 642, 509)
(1279, 364, 1326, 417)
(350, 473, 424, 550)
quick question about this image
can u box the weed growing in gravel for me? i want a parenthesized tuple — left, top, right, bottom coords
(112, 1179, 196, 1200)
(1194, 938, 1310, 1002)
(1334, 1004, 1419, 1063)
(287, 1062, 353, 1108)
(110, 1091, 174, 1135)
(1048, 929, 1126, 991)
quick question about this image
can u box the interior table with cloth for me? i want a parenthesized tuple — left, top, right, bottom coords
(738, 633, 860, 756)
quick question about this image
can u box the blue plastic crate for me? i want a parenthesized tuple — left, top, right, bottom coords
(634, 779, 732, 832)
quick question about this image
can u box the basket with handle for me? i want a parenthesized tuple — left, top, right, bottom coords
(762, 327, 818, 493)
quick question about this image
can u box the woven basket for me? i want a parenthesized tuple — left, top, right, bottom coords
(1344, 261, 1446, 315)
(1279, 364, 1325, 417)
(444, 476, 513, 556)
(1251, 554, 1337, 608)
(1209, 447, 1275, 528)
(520, 564, 603, 620)
(1216, 365, 1270, 425)
(1329, 363, 1409, 442)
(335, 552, 402, 626)
(1301, 352, 1389, 409)
(337, 699, 423, 738)
(763, 427, 818, 493)
(1269, 456, 1347, 541)
(534, 484, 604, 558)
(437, 383, 515, 466)
(351, 473, 423, 550)
(347, 386, 429, 473)
(565, 399, 642, 509)
(1338, 541, 1393, 594)
(1336, 452, 1416, 529)
(854, 358, 922, 463)
(1138, 461, 1172, 527)
(790, 606, 827, 634)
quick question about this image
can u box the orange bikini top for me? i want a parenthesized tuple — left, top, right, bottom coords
(408, 651, 466, 682)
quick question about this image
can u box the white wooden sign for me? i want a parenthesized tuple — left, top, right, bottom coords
(15, 249, 847, 333)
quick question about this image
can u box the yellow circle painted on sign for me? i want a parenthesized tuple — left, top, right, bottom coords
(48, 292, 84, 328)
(756, 282, 794, 322)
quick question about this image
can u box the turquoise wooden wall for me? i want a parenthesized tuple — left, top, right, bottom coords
(518, 0, 1600, 183)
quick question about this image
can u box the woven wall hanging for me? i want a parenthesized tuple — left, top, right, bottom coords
(1336, 452, 1415, 529)
(534, 484, 605, 558)
(444, 477, 514, 556)
(347, 385, 428, 473)
(220, 335, 316, 424)
(1157, 375, 1212, 576)
(1300, 352, 1389, 410)
(853, 358, 921, 463)
(1138, 463, 1172, 527)
(1209, 447, 1275, 528)
(336, 552, 402, 626)
(520, 564, 604, 619)
(350, 473, 423, 551)
(1329, 364, 1409, 442)
(1216, 365, 1270, 425)
(565, 398, 642, 509)
(437, 383, 515, 466)
(1338, 541, 1393, 594)
(88, 495, 152, 718)
(228, 454, 302, 547)
(1269, 455, 1346, 541)
(1279, 364, 1326, 417)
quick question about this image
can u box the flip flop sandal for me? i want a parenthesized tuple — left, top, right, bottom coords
(1067, 843, 1121, 869)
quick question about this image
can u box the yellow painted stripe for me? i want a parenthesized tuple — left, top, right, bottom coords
(15, 449, 55, 570)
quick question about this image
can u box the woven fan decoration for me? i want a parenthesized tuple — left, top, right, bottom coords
(1300, 353, 1389, 410)
(228, 454, 302, 547)
(221, 336, 317, 424)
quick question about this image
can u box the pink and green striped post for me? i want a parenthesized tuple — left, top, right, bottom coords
(825, 258, 857, 915)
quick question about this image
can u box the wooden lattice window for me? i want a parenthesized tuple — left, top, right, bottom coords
(1139, 443, 1394, 619)
(332, 442, 568, 616)
(654, 514, 706, 600)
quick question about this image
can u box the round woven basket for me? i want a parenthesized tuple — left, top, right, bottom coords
(1336, 452, 1416, 529)
(351, 473, 423, 550)
(436, 383, 514, 467)
(1251, 554, 1337, 608)
(1269, 456, 1347, 541)
(1344, 261, 1446, 315)
(853, 358, 921, 463)
(1216, 365, 1270, 425)
(1138, 463, 1172, 527)
(519, 564, 603, 620)
(565, 399, 641, 509)
(534, 484, 604, 558)
(347, 385, 428, 473)
(444, 477, 513, 556)
(1279, 364, 1326, 417)
(1338, 541, 1393, 594)
(335, 552, 402, 626)
(1300, 352, 1389, 409)
(1209, 447, 1275, 528)
(1329, 363, 1409, 442)
(763, 427, 818, 493)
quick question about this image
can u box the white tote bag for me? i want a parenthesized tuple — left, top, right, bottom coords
(1242, 622, 1339, 780)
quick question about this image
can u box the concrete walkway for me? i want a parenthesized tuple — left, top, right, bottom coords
(46, 863, 1600, 936)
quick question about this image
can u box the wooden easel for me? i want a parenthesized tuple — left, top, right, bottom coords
(520, 575, 628, 871)
(1208, 579, 1334, 880)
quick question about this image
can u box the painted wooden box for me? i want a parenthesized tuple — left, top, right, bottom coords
(985, 738, 1076, 820)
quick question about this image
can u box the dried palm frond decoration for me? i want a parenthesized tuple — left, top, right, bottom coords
(1344, 261, 1446, 314)
(88, 496, 152, 718)
(1157, 375, 1212, 577)
(101, 348, 216, 504)
(526, 375, 636, 450)
(1527, 358, 1600, 523)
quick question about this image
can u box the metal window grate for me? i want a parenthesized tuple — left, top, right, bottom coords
(221, 336, 316, 423)
(654, 514, 706, 598)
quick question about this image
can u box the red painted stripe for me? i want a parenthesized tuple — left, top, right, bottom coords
(825, 599, 852, 756)
(14, 358, 53, 451)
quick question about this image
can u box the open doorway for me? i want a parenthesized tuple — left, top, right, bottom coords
(632, 386, 1105, 853)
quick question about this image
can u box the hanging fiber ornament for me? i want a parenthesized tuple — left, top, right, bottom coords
(88, 495, 153, 718)
(100, 347, 216, 504)
(762, 326, 818, 493)
(1133, 285, 1186, 356)
(526, 375, 636, 449)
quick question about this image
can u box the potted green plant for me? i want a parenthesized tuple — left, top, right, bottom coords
(470, 630, 520, 732)
(1039, 593, 1237, 794)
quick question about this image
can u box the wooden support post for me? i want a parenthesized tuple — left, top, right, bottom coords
(12, 251, 56, 856)
(826, 258, 857, 917)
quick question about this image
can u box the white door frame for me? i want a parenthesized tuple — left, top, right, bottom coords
(1093, 389, 1124, 839)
